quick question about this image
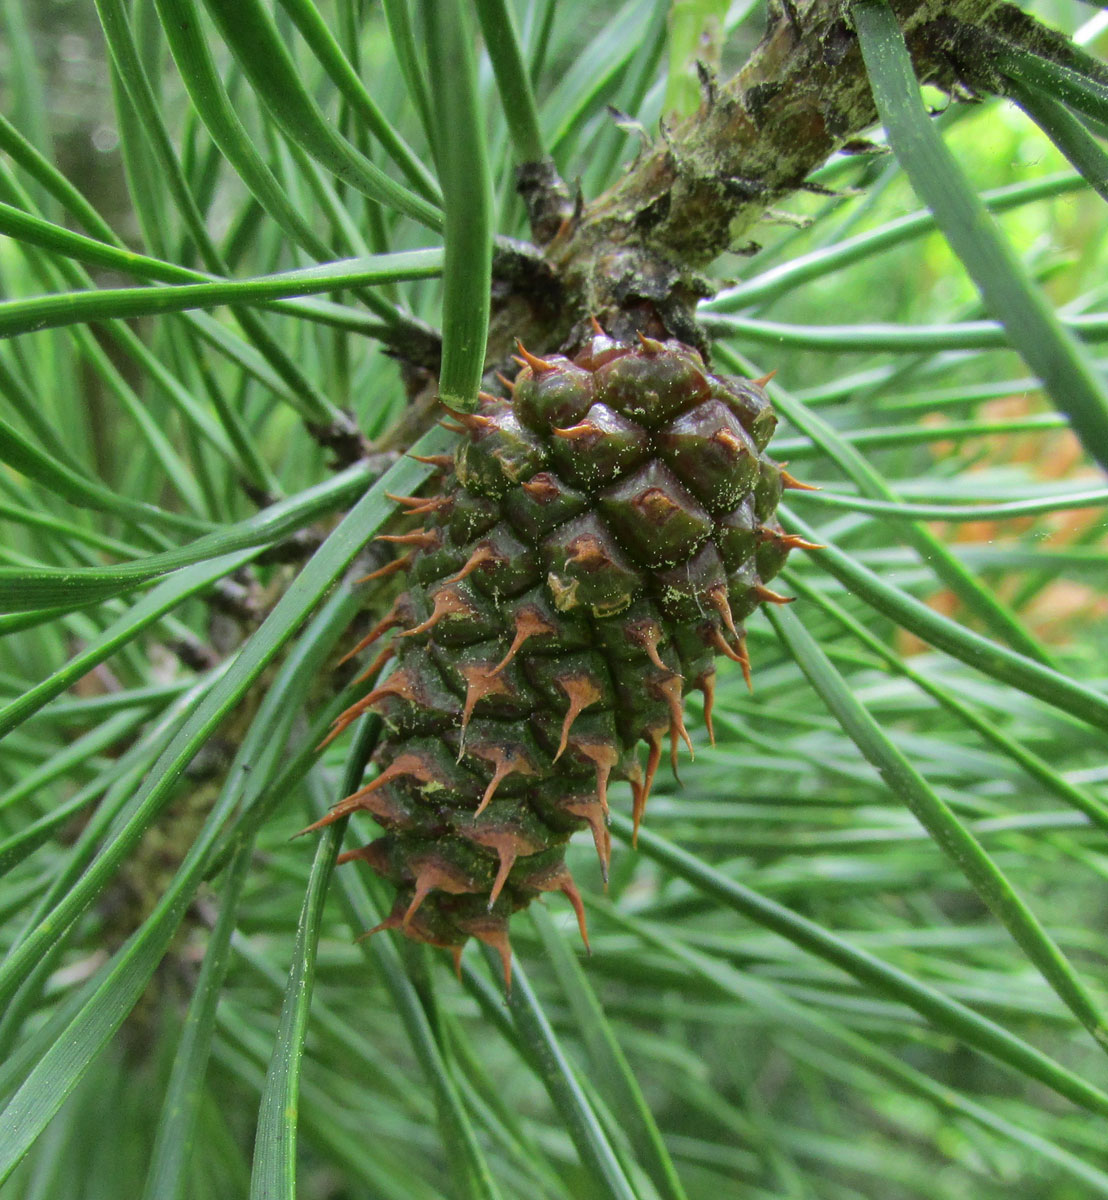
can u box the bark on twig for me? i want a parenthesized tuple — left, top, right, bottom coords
(482, 0, 1081, 360)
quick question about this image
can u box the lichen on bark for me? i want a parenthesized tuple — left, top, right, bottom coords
(483, 0, 1092, 359)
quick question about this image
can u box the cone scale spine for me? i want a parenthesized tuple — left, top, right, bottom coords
(312, 333, 806, 986)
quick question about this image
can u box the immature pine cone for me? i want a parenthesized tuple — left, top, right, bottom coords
(307, 331, 813, 985)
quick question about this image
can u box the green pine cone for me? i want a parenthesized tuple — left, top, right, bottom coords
(311, 333, 810, 984)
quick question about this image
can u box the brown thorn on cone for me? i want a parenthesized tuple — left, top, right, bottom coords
(337, 599, 406, 664)
(626, 619, 670, 672)
(633, 488, 683, 526)
(353, 671, 419, 711)
(571, 739, 619, 815)
(705, 584, 739, 638)
(316, 670, 418, 751)
(565, 798, 611, 884)
(404, 495, 453, 518)
(781, 469, 820, 492)
(670, 726, 683, 781)
(495, 934, 514, 994)
(756, 526, 823, 552)
(738, 633, 753, 692)
(629, 771, 646, 853)
(399, 587, 469, 638)
(446, 543, 497, 584)
(356, 913, 401, 942)
(653, 674, 694, 760)
(490, 606, 555, 676)
(636, 331, 665, 354)
(521, 475, 559, 502)
(708, 625, 747, 666)
(492, 609, 552, 676)
(463, 827, 542, 905)
(402, 879, 434, 927)
(565, 534, 610, 569)
(408, 452, 455, 471)
(712, 428, 744, 456)
(402, 858, 483, 927)
(375, 528, 439, 550)
(474, 755, 520, 815)
(495, 371, 516, 394)
(352, 642, 396, 686)
(554, 673, 604, 762)
(752, 369, 777, 387)
(778, 533, 825, 551)
(333, 840, 389, 871)
(635, 729, 664, 847)
(315, 714, 360, 754)
(589, 314, 607, 336)
(471, 747, 536, 817)
(460, 663, 511, 738)
(697, 669, 717, 745)
(551, 420, 599, 441)
(297, 785, 387, 836)
(438, 419, 467, 435)
(487, 846, 518, 909)
(753, 583, 795, 606)
(355, 553, 412, 584)
(342, 752, 434, 804)
(557, 868, 590, 953)
(515, 341, 555, 375)
(446, 409, 495, 432)
(471, 923, 514, 992)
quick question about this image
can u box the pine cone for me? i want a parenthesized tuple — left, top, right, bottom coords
(308, 333, 813, 984)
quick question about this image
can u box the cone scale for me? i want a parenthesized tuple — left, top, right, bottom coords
(314, 334, 804, 984)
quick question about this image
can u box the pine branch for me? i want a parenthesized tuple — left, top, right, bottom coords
(488, 0, 1079, 355)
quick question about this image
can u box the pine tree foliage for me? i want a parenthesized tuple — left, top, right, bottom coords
(0, 2, 1107, 1197)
